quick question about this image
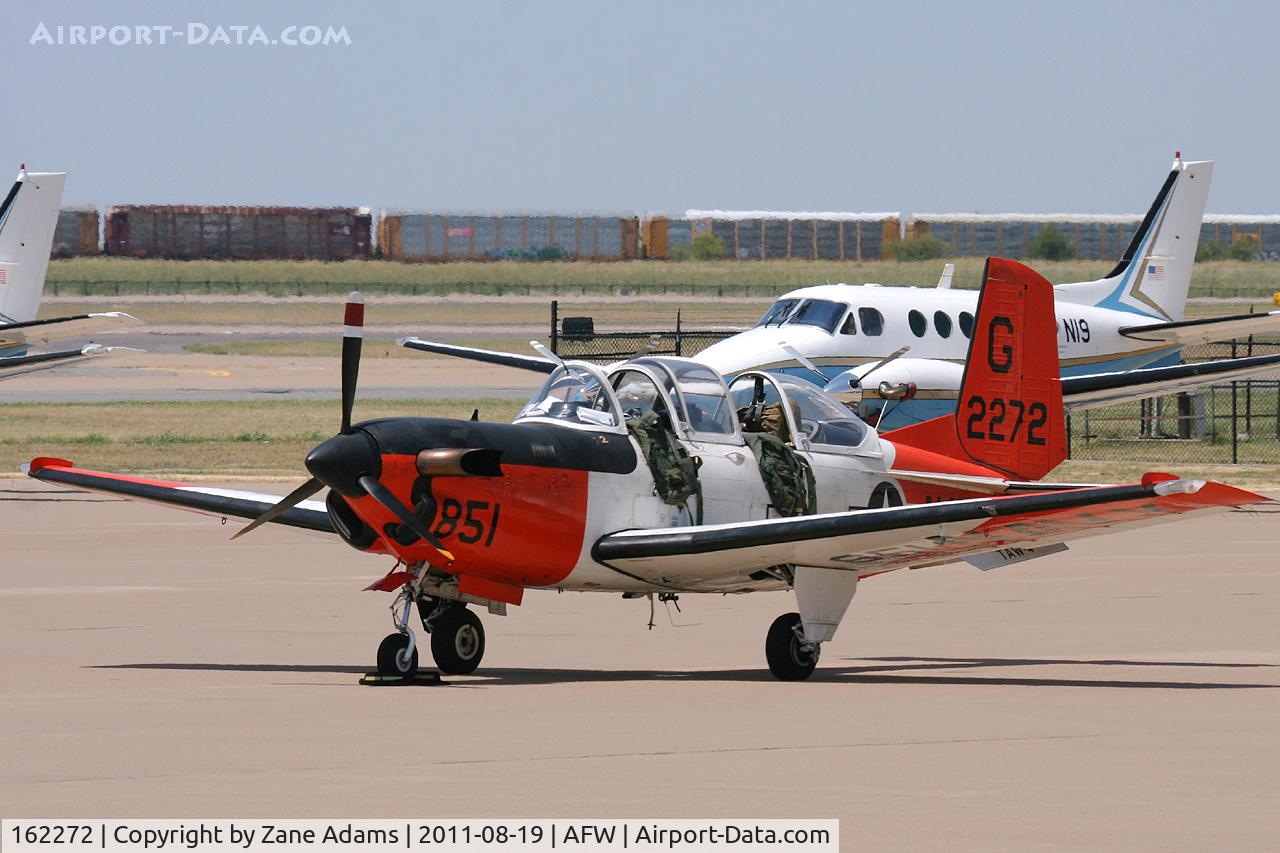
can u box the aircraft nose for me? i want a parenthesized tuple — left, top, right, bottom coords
(304, 430, 381, 497)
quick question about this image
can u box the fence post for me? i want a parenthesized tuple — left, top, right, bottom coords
(1065, 412, 1072, 458)
(1231, 339, 1239, 464)
(550, 299, 559, 356)
(675, 310, 683, 357)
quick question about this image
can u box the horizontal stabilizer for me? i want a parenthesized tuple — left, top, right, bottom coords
(1063, 353, 1280, 410)
(398, 337, 558, 373)
(0, 312, 143, 349)
(1120, 311, 1280, 346)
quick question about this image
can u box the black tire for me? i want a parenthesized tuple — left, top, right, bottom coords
(765, 612, 819, 681)
(376, 632, 419, 677)
(431, 608, 486, 675)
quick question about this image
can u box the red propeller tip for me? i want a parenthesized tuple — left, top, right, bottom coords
(343, 297, 365, 331)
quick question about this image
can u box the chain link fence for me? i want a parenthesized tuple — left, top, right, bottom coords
(1067, 337, 1280, 465)
(548, 301, 1280, 466)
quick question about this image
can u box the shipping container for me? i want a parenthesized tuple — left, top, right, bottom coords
(647, 211, 901, 260)
(104, 205, 371, 260)
(378, 211, 639, 261)
(51, 207, 100, 257)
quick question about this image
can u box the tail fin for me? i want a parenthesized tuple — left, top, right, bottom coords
(885, 257, 1067, 481)
(0, 169, 66, 324)
(1056, 157, 1211, 322)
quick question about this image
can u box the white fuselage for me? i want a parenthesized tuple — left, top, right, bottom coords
(695, 283, 1181, 382)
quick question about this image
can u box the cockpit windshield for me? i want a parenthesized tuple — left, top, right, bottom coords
(729, 372, 870, 450)
(773, 375, 869, 447)
(516, 364, 621, 429)
(783, 299, 847, 334)
(755, 298, 800, 327)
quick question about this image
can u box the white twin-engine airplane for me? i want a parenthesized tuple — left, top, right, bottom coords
(695, 156, 1280, 427)
(0, 167, 141, 375)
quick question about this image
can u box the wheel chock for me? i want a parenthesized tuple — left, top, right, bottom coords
(359, 670, 446, 686)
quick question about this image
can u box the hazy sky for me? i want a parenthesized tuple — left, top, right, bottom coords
(6, 0, 1279, 215)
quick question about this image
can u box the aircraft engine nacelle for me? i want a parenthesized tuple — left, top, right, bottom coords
(823, 358, 964, 423)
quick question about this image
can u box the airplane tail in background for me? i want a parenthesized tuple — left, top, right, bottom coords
(885, 257, 1067, 481)
(0, 169, 66, 325)
(1055, 157, 1212, 322)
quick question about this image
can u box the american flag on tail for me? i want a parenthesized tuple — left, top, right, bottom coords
(1146, 263, 1165, 280)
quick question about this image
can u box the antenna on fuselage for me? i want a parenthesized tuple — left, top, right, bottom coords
(936, 263, 954, 289)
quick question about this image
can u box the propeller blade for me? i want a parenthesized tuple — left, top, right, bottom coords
(231, 477, 324, 540)
(859, 345, 911, 384)
(357, 474, 455, 563)
(341, 291, 364, 433)
(778, 341, 828, 384)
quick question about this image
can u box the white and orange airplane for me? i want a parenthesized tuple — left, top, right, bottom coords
(26, 259, 1269, 680)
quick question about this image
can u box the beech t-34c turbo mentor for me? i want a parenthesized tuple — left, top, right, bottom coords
(27, 259, 1270, 681)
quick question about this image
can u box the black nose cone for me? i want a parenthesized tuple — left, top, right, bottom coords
(305, 430, 380, 497)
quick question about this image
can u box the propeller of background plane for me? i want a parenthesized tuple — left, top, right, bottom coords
(233, 292, 453, 561)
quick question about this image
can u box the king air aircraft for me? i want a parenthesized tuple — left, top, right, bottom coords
(0, 166, 140, 376)
(28, 259, 1269, 680)
(694, 157, 1280, 428)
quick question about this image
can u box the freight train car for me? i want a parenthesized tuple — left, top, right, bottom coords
(378, 211, 639, 261)
(644, 211, 901, 260)
(104, 205, 371, 260)
(907, 212, 1280, 261)
(51, 207, 99, 257)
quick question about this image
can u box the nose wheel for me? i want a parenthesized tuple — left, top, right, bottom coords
(376, 632, 419, 677)
(765, 612, 819, 681)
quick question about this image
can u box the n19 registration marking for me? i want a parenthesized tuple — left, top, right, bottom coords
(964, 395, 1048, 445)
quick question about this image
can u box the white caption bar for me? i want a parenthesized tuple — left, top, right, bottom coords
(2, 821, 838, 853)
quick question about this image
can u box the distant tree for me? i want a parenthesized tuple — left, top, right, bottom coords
(1025, 224, 1076, 261)
(691, 234, 728, 260)
(1229, 238, 1259, 262)
(668, 244, 692, 261)
(1196, 240, 1227, 261)
(892, 235, 949, 261)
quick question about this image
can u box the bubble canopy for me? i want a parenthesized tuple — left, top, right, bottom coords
(515, 362, 625, 431)
(610, 357, 739, 441)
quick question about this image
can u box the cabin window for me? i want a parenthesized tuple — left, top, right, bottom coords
(858, 307, 884, 336)
(784, 299, 846, 334)
(908, 310, 927, 337)
(959, 311, 974, 338)
(756, 298, 799, 327)
(933, 311, 952, 338)
(839, 313, 857, 335)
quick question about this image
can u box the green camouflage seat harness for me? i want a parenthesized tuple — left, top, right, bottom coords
(742, 432, 817, 518)
(626, 410, 703, 524)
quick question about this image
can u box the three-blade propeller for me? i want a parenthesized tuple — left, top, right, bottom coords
(233, 292, 453, 563)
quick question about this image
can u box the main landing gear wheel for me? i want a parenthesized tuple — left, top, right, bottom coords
(376, 633, 419, 677)
(765, 612, 819, 681)
(430, 607, 486, 675)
